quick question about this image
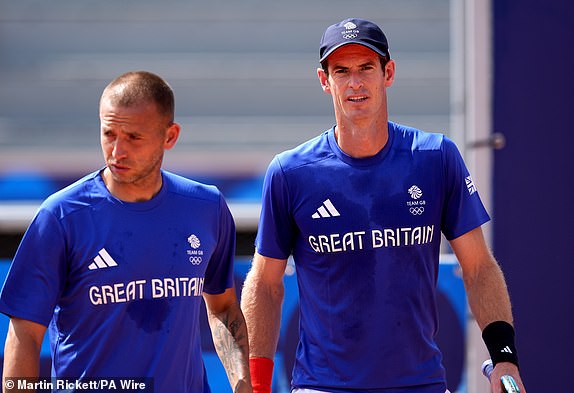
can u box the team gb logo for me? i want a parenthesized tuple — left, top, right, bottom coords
(188, 234, 201, 249)
(408, 185, 423, 200)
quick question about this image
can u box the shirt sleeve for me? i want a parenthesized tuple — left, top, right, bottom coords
(441, 137, 491, 240)
(254, 156, 295, 260)
(203, 193, 236, 295)
(0, 207, 68, 326)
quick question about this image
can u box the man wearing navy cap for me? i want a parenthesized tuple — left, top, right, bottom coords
(242, 18, 526, 393)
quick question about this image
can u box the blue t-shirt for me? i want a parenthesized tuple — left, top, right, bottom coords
(255, 122, 490, 393)
(0, 170, 236, 392)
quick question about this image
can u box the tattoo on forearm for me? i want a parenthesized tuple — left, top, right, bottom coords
(210, 309, 249, 387)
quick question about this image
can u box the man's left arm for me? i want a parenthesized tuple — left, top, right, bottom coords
(449, 226, 526, 393)
(204, 287, 252, 393)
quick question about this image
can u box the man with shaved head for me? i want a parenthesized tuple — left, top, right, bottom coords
(1, 71, 252, 392)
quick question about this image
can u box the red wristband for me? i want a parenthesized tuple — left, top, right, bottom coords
(249, 357, 274, 393)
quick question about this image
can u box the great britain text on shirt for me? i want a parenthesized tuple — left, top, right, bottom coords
(88, 276, 204, 305)
(308, 225, 435, 253)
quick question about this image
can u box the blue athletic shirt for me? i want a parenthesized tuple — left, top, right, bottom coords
(0, 170, 236, 392)
(255, 122, 490, 392)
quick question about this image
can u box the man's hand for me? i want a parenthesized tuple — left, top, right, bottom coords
(489, 362, 526, 393)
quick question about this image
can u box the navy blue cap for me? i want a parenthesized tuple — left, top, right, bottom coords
(319, 18, 390, 63)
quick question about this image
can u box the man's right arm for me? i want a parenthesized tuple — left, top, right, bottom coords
(3, 317, 46, 388)
(240, 252, 287, 392)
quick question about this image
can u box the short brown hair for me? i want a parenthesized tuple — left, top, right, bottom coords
(101, 71, 175, 124)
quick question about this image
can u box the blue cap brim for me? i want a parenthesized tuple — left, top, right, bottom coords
(319, 41, 389, 63)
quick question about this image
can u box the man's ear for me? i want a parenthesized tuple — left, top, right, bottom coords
(384, 59, 396, 88)
(164, 122, 181, 150)
(317, 68, 331, 94)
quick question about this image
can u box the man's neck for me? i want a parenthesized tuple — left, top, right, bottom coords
(101, 168, 163, 203)
(334, 119, 389, 158)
